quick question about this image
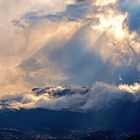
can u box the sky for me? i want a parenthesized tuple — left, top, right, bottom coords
(0, 0, 140, 100)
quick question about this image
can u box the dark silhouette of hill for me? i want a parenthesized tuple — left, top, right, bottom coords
(0, 100, 140, 136)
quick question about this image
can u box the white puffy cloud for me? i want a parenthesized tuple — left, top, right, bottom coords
(0, 82, 140, 111)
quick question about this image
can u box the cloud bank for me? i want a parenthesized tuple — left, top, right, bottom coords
(0, 82, 140, 111)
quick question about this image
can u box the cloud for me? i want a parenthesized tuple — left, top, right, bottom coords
(0, 0, 139, 94)
(118, 0, 140, 32)
(0, 0, 88, 92)
(0, 82, 140, 111)
(118, 82, 140, 94)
